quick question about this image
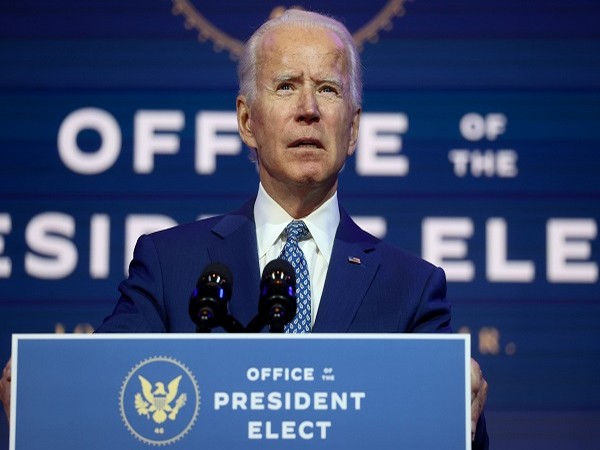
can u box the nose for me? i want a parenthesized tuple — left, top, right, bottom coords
(295, 88, 320, 124)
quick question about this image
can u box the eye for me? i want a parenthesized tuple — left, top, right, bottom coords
(320, 85, 339, 95)
(277, 83, 294, 92)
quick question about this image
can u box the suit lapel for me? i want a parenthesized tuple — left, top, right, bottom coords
(313, 209, 380, 332)
(207, 200, 261, 327)
(204, 201, 381, 332)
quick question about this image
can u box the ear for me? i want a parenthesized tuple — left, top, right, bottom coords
(346, 108, 361, 156)
(236, 95, 258, 149)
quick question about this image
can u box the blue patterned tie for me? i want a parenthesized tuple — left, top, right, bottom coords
(280, 220, 312, 333)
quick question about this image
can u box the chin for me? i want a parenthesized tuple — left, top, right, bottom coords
(291, 169, 325, 184)
(291, 172, 336, 190)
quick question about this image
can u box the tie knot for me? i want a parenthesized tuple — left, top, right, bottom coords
(285, 220, 309, 241)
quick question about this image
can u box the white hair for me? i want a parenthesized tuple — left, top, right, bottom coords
(237, 9, 362, 110)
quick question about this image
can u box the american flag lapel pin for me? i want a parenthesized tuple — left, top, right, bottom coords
(348, 256, 362, 265)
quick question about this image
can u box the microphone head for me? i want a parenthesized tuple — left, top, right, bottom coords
(259, 259, 297, 328)
(189, 262, 233, 330)
(200, 262, 233, 295)
(262, 259, 296, 285)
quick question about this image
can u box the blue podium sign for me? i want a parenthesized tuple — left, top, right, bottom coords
(11, 334, 470, 449)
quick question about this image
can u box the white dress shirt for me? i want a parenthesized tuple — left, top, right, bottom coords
(253, 183, 340, 325)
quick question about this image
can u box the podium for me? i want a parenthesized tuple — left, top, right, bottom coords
(11, 334, 471, 449)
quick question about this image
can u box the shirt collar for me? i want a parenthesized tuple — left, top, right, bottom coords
(254, 183, 340, 263)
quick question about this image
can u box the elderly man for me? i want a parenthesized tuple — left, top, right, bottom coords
(1, 9, 488, 447)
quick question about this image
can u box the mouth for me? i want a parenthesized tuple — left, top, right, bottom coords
(288, 138, 324, 150)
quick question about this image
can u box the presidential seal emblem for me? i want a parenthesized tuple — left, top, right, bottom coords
(120, 356, 200, 446)
(171, 1, 408, 58)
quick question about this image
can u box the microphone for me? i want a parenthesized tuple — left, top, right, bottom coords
(247, 259, 297, 333)
(189, 262, 243, 333)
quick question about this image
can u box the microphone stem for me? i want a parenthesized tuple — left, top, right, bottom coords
(269, 324, 285, 333)
(245, 315, 267, 333)
(222, 315, 247, 333)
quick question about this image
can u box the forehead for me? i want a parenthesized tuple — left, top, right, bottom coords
(256, 25, 349, 77)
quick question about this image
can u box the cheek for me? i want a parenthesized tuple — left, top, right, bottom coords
(334, 122, 352, 149)
(254, 112, 282, 142)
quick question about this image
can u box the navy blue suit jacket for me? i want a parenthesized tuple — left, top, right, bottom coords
(97, 199, 451, 334)
(96, 198, 488, 448)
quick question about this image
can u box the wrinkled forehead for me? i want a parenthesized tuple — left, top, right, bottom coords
(256, 25, 349, 76)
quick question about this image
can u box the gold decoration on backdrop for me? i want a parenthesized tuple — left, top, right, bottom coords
(171, 1, 408, 58)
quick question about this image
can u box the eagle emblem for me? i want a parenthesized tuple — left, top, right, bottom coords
(134, 375, 187, 426)
(120, 356, 200, 445)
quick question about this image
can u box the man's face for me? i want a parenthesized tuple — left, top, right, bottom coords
(237, 25, 360, 197)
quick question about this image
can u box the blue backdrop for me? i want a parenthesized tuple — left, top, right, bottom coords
(1, 1, 599, 448)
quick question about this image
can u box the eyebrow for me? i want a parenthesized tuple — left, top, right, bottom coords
(273, 74, 301, 84)
(273, 74, 344, 89)
(319, 78, 343, 90)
